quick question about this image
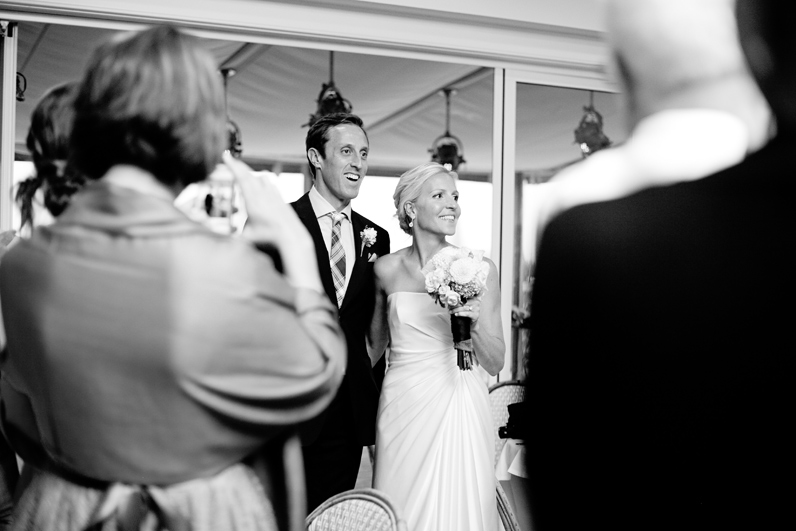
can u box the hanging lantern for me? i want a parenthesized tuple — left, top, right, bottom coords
(305, 51, 353, 127)
(16, 72, 26, 102)
(429, 88, 466, 171)
(574, 91, 612, 157)
(220, 68, 243, 158)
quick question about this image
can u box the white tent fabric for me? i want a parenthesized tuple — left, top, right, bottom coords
(14, 21, 626, 177)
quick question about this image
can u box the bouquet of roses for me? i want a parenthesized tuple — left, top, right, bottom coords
(421, 246, 490, 370)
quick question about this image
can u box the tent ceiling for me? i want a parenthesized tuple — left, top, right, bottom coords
(14, 21, 627, 177)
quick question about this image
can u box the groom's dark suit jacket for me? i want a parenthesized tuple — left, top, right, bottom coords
(524, 133, 795, 530)
(291, 193, 390, 446)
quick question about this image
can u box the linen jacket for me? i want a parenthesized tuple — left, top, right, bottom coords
(0, 178, 346, 484)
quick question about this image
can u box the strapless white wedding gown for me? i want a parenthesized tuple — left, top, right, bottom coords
(373, 292, 497, 531)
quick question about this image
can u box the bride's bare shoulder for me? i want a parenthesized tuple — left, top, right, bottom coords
(374, 247, 411, 280)
(375, 247, 410, 266)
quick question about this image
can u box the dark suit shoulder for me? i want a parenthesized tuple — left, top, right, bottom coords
(290, 192, 311, 213)
(552, 131, 795, 246)
(351, 211, 386, 234)
(544, 168, 728, 260)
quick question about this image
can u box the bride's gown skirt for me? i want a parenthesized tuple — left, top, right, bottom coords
(373, 292, 497, 531)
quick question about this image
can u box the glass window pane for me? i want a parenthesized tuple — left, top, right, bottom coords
(513, 83, 629, 377)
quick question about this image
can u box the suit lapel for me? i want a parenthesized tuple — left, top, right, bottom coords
(293, 193, 337, 306)
(340, 212, 369, 314)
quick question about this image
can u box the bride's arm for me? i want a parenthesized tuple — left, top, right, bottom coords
(367, 258, 390, 367)
(451, 259, 505, 375)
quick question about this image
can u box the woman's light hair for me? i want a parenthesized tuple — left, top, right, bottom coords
(70, 25, 226, 188)
(393, 162, 457, 235)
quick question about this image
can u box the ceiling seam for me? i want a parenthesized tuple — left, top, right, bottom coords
(18, 21, 48, 73)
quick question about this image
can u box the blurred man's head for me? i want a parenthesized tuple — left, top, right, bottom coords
(605, 0, 770, 147)
(71, 25, 226, 190)
(736, 0, 796, 133)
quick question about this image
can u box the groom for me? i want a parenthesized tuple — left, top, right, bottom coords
(292, 113, 390, 511)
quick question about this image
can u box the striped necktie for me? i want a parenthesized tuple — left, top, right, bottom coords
(329, 211, 347, 307)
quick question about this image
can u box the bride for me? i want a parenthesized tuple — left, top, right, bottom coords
(369, 162, 505, 530)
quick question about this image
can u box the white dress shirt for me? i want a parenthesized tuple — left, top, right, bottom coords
(309, 186, 355, 297)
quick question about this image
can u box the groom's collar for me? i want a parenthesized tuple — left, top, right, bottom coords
(309, 186, 353, 221)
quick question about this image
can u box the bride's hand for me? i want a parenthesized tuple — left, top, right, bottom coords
(450, 298, 482, 326)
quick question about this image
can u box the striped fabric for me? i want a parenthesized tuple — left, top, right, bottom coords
(329, 212, 347, 307)
(10, 463, 277, 531)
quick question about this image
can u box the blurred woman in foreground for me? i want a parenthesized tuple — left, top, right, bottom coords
(0, 25, 344, 530)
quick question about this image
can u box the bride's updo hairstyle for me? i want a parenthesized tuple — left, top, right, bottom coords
(70, 25, 226, 189)
(393, 161, 457, 234)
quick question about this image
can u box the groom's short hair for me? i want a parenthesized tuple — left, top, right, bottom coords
(305, 113, 367, 179)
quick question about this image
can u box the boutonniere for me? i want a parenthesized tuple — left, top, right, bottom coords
(360, 226, 377, 256)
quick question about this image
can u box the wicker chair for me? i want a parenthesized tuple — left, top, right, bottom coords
(488, 380, 526, 467)
(247, 431, 305, 531)
(496, 481, 523, 531)
(306, 488, 407, 531)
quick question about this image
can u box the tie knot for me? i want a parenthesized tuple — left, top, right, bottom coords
(330, 211, 347, 225)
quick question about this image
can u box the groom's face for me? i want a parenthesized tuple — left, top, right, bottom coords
(313, 123, 369, 210)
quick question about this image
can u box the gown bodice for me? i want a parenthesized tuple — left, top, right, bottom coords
(387, 292, 456, 369)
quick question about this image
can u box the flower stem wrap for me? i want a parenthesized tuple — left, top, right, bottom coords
(421, 246, 489, 371)
(451, 314, 473, 370)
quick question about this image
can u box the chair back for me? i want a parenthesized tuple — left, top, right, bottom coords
(248, 431, 306, 531)
(306, 488, 407, 531)
(496, 482, 522, 531)
(488, 380, 525, 467)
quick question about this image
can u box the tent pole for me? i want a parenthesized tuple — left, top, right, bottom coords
(1, 20, 18, 232)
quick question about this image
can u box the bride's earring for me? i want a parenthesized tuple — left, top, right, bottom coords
(406, 205, 415, 228)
